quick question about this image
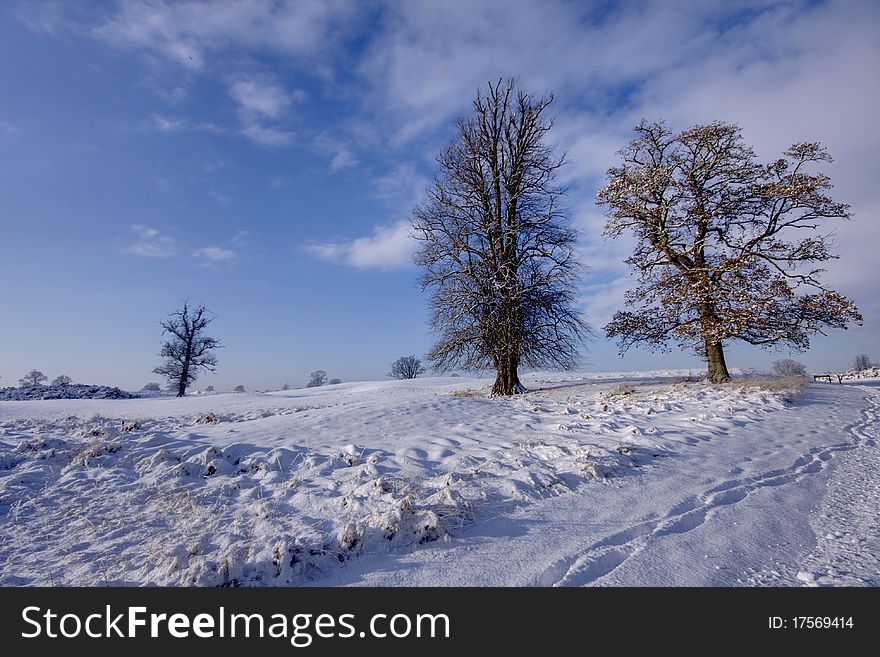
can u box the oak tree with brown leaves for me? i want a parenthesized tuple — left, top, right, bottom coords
(413, 79, 590, 395)
(598, 121, 861, 383)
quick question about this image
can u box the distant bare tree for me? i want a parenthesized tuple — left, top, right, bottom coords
(772, 359, 807, 377)
(306, 370, 327, 388)
(142, 382, 161, 392)
(329, 378, 342, 385)
(153, 301, 223, 397)
(413, 79, 590, 395)
(282, 382, 290, 390)
(599, 120, 861, 382)
(854, 354, 873, 371)
(388, 355, 425, 380)
(205, 385, 215, 392)
(19, 370, 47, 387)
(234, 384, 245, 393)
(51, 374, 72, 386)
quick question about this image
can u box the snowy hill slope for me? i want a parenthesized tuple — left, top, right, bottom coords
(0, 372, 876, 586)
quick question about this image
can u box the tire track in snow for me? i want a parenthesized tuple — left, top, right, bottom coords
(537, 391, 872, 587)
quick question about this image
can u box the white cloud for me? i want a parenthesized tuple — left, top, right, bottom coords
(329, 149, 358, 172)
(127, 224, 176, 257)
(228, 80, 297, 119)
(192, 246, 236, 262)
(305, 221, 415, 270)
(90, 0, 359, 70)
(227, 77, 303, 146)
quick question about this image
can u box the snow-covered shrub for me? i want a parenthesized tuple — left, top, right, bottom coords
(0, 384, 135, 401)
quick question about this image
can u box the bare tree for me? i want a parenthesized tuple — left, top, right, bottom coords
(598, 121, 861, 383)
(772, 359, 807, 377)
(854, 354, 873, 371)
(19, 370, 47, 387)
(282, 382, 290, 390)
(388, 355, 425, 380)
(413, 79, 590, 395)
(234, 384, 245, 393)
(142, 382, 161, 392)
(205, 385, 215, 392)
(153, 301, 223, 397)
(306, 370, 327, 388)
(51, 374, 72, 386)
(329, 378, 342, 385)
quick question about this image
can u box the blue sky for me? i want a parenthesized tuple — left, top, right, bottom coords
(1, 0, 878, 391)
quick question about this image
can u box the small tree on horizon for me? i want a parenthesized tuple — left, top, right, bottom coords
(205, 385, 215, 392)
(388, 355, 426, 380)
(772, 359, 807, 377)
(598, 120, 861, 383)
(854, 354, 873, 371)
(306, 370, 327, 388)
(413, 79, 591, 395)
(153, 301, 223, 397)
(329, 378, 342, 385)
(282, 382, 290, 390)
(19, 370, 47, 387)
(234, 384, 245, 393)
(51, 374, 72, 386)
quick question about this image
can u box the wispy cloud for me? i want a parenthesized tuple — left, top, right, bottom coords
(127, 225, 176, 258)
(89, 0, 358, 71)
(227, 77, 303, 146)
(374, 163, 428, 206)
(150, 114, 183, 133)
(209, 189, 230, 204)
(192, 246, 236, 263)
(0, 121, 21, 136)
(329, 149, 358, 172)
(241, 123, 294, 146)
(269, 174, 295, 188)
(305, 221, 415, 270)
(147, 114, 223, 135)
(228, 79, 299, 119)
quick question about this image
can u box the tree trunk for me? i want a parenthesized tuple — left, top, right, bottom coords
(492, 353, 525, 396)
(177, 363, 189, 397)
(705, 339, 730, 383)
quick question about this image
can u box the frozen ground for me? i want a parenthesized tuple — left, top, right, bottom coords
(0, 371, 876, 587)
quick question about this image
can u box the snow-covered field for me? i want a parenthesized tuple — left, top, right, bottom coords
(0, 371, 877, 587)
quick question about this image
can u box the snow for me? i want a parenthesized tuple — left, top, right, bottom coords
(0, 371, 876, 586)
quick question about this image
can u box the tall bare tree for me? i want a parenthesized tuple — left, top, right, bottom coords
(598, 121, 861, 382)
(388, 355, 425, 380)
(153, 301, 222, 397)
(854, 354, 873, 371)
(413, 79, 590, 395)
